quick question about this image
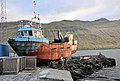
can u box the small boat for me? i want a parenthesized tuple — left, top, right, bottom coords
(8, 17, 77, 64)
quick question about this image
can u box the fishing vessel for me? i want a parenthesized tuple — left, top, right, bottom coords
(8, 17, 77, 64)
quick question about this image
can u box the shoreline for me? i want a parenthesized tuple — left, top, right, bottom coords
(78, 47, 120, 51)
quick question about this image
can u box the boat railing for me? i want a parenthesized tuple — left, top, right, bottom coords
(18, 19, 41, 29)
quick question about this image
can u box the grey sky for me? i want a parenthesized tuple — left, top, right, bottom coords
(3, 0, 120, 23)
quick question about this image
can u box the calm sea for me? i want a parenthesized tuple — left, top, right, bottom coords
(73, 49, 120, 81)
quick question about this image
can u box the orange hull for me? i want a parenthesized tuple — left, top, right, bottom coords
(28, 43, 77, 60)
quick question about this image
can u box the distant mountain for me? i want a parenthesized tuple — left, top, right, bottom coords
(94, 18, 109, 21)
(1, 18, 120, 50)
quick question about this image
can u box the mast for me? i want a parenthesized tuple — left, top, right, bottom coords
(33, 0, 36, 18)
(32, 0, 42, 28)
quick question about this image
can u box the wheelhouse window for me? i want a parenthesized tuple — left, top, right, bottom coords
(20, 31, 24, 36)
(29, 31, 33, 36)
(34, 31, 37, 37)
(20, 31, 29, 37)
(24, 31, 28, 36)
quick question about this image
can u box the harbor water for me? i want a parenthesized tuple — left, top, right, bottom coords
(73, 49, 120, 81)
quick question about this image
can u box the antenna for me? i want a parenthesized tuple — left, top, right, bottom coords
(38, 14, 42, 28)
(32, 0, 42, 28)
(0, 0, 7, 41)
(33, 0, 36, 18)
(1, 0, 7, 22)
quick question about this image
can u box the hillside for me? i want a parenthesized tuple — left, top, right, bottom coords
(1, 18, 120, 50)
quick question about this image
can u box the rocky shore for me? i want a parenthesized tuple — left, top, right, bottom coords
(51, 54, 116, 81)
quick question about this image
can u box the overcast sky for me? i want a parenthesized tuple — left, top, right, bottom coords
(3, 0, 120, 23)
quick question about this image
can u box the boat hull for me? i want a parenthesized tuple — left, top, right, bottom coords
(8, 39, 77, 61)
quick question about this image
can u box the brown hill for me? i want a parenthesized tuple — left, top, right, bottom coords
(1, 18, 120, 50)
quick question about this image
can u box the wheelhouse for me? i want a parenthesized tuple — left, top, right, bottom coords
(18, 28, 44, 38)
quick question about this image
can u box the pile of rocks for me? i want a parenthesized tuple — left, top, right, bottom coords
(51, 54, 116, 81)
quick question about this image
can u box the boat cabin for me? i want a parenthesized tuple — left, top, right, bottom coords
(18, 21, 44, 38)
(18, 28, 44, 38)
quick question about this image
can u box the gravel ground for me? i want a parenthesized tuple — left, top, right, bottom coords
(0, 67, 73, 81)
